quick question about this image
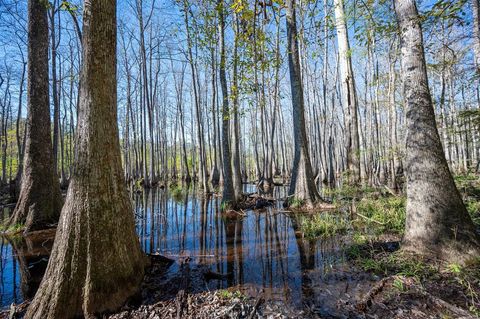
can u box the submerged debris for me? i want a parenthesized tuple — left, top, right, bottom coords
(107, 290, 310, 319)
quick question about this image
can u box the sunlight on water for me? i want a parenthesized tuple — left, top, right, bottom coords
(0, 185, 372, 315)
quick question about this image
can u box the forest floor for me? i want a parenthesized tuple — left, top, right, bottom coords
(1, 175, 480, 318)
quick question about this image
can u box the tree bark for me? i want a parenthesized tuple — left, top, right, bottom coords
(231, 13, 243, 201)
(8, 0, 62, 233)
(285, 0, 323, 208)
(395, 0, 480, 262)
(333, 0, 361, 185)
(25, 1, 146, 317)
(472, 0, 480, 75)
(218, 0, 235, 207)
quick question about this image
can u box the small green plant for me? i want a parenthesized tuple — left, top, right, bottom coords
(392, 278, 405, 291)
(218, 289, 245, 300)
(447, 263, 462, 274)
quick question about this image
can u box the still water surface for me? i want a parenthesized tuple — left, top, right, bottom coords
(0, 185, 375, 315)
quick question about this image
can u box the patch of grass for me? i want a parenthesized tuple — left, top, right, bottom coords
(465, 200, 480, 226)
(324, 185, 377, 202)
(298, 213, 350, 239)
(454, 173, 480, 190)
(355, 196, 406, 234)
(454, 173, 480, 227)
(355, 251, 436, 280)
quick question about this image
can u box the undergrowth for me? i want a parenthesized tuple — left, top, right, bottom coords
(298, 213, 349, 239)
(218, 289, 246, 301)
(354, 196, 406, 234)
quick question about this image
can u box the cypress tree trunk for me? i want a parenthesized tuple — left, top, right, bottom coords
(333, 0, 361, 186)
(218, 0, 236, 208)
(395, 0, 480, 262)
(7, 0, 62, 233)
(25, 1, 146, 317)
(232, 14, 243, 201)
(285, 0, 323, 208)
(472, 0, 480, 75)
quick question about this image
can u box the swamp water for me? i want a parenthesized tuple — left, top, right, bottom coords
(0, 185, 378, 317)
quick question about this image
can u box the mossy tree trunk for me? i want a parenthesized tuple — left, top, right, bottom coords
(395, 0, 480, 262)
(7, 0, 62, 233)
(25, 1, 146, 318)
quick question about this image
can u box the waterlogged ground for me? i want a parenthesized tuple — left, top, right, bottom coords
(131, 185, 378, 316)
(0, 185, 379, 316)
(1, 184, 479, 318)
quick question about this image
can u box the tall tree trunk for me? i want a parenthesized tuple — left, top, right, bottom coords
(217, 0, 235, 208)
(25, 1, 146, 317)
(285, 0, 323, 208)
(333, 0, 361, 185)
(14, 60, 26, 198)
(183, 0, 208, 192)
(8, 0, 62, 233)
(231, 14, 243, 200)
(209, 47, 220, 186)
(395, 0, 480, 262)
(49, 1, 60, 176)
(472, 0, 480, 75)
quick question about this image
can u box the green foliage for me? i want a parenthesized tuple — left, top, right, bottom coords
(356, 251, 436, 280)
(60, 1, 79, 12)
(298, 213, 349, 239)
(355, 196, 406, 234)
(454, 173, 480, 227)
(466, 201, 480, 226)
(392, 278, 405, 292)
(323, 185, 376, 202)
(218, 289, 245, 300)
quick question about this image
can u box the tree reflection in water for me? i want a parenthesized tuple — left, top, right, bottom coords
(1, 185, 364, 315)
